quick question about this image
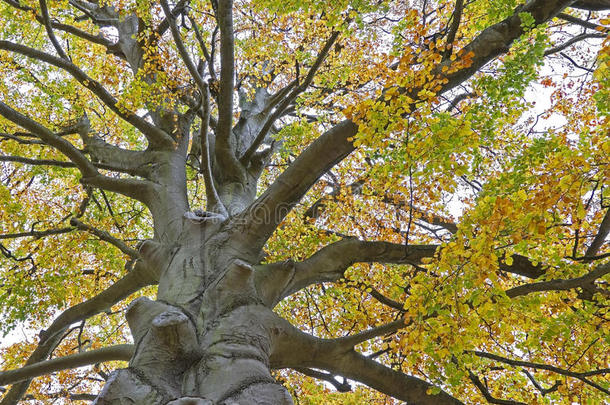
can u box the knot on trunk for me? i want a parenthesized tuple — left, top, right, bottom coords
(125, 297, 201, 397)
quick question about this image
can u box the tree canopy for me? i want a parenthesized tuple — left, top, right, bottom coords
(0, 0, 609, 404)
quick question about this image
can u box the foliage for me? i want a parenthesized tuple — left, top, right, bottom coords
(0, 0, 609, 404)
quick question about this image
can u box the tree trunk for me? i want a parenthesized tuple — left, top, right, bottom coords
(94, 214, 293, 405)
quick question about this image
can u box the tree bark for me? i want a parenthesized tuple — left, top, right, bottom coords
(93, 215, 295, 405)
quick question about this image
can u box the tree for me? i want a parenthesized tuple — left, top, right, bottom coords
(0, 0, 608, 403)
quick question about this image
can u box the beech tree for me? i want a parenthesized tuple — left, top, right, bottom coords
(0, 0, 609, 403)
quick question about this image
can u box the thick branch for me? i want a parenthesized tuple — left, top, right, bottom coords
(272, 321, 463, 405)
(240, 119, 358, 249)
(445, 0, 464, 50)
(0, 329, 66, 405)
(0, 153, 143, 174)
(214, 0, 242, 181)
(0, 345, 134, 386)
(258, 238, 544, 305)
(571, 0, 610, 10)
(0, 259, 157, 404)
(199, 88, 224, 213)
(292, 368, 351, 392)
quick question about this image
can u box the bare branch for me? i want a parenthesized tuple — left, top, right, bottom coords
(0, 345, 134, 386)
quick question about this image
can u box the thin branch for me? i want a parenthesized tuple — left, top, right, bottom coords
(445, 0, 464, 51)
(467, 369, 527, 405)
(559, 51, 594, 72)
(522, 369, 561, 396)
(0, 41, 174, 149)
(505, 262, 610, 298)
(70, 218, 140, 258)
(189, 15, 217, 80)
(0, 101, 97, 176)
(0, 345, 134, 386)
(0, 0, 116, 49)
(472, 351, 610, 395)
(352, 281, 405, 311)
(544, 32, 606, 56)
(0, 227, 73, 240)
(557, 12, 607, 31)
(333, 319, 405, 349)
(0, 155, 77, 168)
(38, 0, 69, 59)
(160, 0, 208, 95)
